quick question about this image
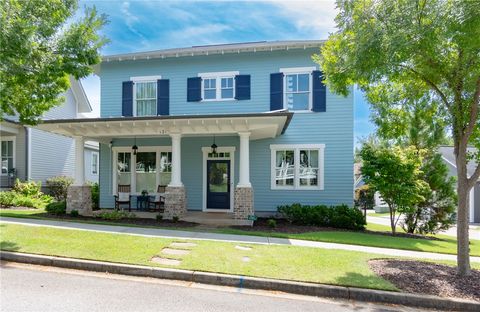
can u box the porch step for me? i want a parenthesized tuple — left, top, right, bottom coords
(183, 212, 253, 227)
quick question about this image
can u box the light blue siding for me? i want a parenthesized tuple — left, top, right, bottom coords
(98, 48, 353, 211)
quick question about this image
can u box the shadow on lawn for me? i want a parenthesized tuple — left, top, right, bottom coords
(0, 240, 20, 252)
(334, 271, 397, 291)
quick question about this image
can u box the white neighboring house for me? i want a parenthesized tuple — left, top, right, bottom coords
(438, 146, 480, 224)
(0, 77, 99, 190)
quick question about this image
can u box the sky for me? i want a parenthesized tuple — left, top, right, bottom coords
(78, 0, 375, 142)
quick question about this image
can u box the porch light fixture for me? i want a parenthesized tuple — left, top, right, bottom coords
(132, 137, 138, 155)
(211, 135, 218, 154)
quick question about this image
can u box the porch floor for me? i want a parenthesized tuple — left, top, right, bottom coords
(132, 211, 253, 227)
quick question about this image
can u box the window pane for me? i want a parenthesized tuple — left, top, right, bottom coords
(221, 88, 233, 99)
(286, 75, 297, 92)
(287, 93, 309, 110)
(300, 150, 318, 167)
(1, 141, 7, 157)
(209, 162, 228, 192)
(118, 153, 131, 172)
(275, 150, 294, 186)
(1, 158, 7, 174)
(136, 152, 156, 193)
(136, 82, 156, 99)
(204, 89, 216, 99)
(118, 173, 131, 185)
(221, 77, 233, 88)
(137, 99, 156, 116)
(298, 74, 309, 92)
(300, 168, 318, 186)
(300, 150, 318, 186)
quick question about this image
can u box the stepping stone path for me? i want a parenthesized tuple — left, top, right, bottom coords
(235, 245, 252, 251)
(161, 248, 191, 256)
(170, 242, 197, 248)
(151, 241, 198, 266)
(242, 256, 251, 262)
(151, 257, 182, 266)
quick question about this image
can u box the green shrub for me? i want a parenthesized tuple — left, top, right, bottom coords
(46, 176, 74, 201)
(90, 182, 99, 209)
(70, 210, 79, 217)
(278, 203, 366, 230)
(266, 218, 277, 228)
(95, 210, 135, 221)
(13, 179, 41, 197)
(0, 191, 16, 207)
(46, 201, 66, 215)
(172, 216, 179, 223)
(156, 214, 163, 221)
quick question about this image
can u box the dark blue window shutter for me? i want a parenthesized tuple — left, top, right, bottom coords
(157, 79, 169, 115)
(270, 73, 284, 111)
(187, 77, 202, 102)
(122, 81, 133, 116)
(312, 70, 326, 112)
(234, 75, 250, 100)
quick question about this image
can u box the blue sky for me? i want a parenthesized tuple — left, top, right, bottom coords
(78, 0, 374, 143)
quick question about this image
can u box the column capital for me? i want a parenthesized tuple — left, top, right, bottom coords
(170, 132, 182, 139)
(238, 132, 251, 138)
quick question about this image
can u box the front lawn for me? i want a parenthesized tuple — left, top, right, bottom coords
(0, 223, 396, 290)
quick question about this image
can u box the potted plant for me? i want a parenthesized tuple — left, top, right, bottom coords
(141, 190, 148, 197)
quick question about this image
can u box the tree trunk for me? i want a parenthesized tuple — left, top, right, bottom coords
(456, 178, 471, 276)
(455, 141, 471, 276)
(389, 205, 396, 236)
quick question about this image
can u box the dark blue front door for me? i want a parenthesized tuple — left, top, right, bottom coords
(207, 160, 230, 209)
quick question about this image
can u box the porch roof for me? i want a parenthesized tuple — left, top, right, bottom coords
(34, 111, 294, 142)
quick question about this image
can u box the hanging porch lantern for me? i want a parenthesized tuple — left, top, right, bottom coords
(211, 135, 218, 154)
(132, 137, 138, 155)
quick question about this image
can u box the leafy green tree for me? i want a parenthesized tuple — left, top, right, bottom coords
(0, 0, 108, 124)
(315, 0, 480, 276)
(360, 144, 429, 236)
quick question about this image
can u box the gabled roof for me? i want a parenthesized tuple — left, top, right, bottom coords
(438, 146, 479, 179)
(69, 77, 92, 113)
(102, 40, 324, 63)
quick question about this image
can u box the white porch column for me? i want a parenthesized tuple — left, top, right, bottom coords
(73, 136, 85, 186)
(238, 132, 251, 187)
(169, 133, 183, 187)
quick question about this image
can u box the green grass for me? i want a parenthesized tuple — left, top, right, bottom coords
(0, 223, 396, 290)
(367, 211, 391, 217)
(2, 208, 479, 257)
(214, 227, 480, 257)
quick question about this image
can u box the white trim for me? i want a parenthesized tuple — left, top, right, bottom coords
(130, 75, 162, 82)
(198, 71, 239, 102)
(281, 68, 314, 111)
(270, 144, 325, 190)
(112, 146, 172, 195)
(279, 66, 316, 74)
(0, 136, 16, 176)
(202, 146, 236, 212)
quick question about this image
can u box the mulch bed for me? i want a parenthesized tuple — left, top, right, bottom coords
(369, 259, 480, 302)
(232, 218, 438, 240)
(42, 213, 199, 228)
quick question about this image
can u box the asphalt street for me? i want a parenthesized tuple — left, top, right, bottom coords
(0, 262, 425, 312)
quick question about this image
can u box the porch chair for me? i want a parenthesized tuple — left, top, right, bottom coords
(149, 185, 166, 212)
(114, 185, 132, 211)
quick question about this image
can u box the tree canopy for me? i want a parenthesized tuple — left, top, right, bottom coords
(0, 0, 108, 124)
(315, 0, 480, 275)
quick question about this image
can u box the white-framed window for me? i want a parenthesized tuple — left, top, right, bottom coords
(91, 152, 99, 175)
(130, 76, 161, 117)
(1, 137, 15, 175)
(270, 144, 325, 190)
(112, 146, 172, 195)
(280, 67, 316, 111)
(198, 71, 239, 101)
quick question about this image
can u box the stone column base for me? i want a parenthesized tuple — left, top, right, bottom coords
(234, 186, 254, 220)
(164, 186, 187, 220)
(66, 185, 92, 216)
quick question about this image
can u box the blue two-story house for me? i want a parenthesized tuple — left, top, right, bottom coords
(36, 40, 354, 223)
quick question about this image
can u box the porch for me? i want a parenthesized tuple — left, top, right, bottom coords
(34, 112, 293, 223)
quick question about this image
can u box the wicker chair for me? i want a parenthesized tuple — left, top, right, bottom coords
(114, 185, 132, 211)
(149, 185, 166, 212)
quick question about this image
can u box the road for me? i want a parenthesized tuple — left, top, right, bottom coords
(0, 262, 424, 312)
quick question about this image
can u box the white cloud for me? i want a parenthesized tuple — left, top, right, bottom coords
(272, 0, 338, 38)
(166, 24, 232, 46)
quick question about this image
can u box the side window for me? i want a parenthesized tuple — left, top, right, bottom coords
(91, 153, 98, 175)
(117, 152, 131, 185)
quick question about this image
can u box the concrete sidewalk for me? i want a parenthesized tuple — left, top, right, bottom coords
(1, 216, 479, 263)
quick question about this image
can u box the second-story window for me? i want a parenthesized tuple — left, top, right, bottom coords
(199, 71, 239, 101)
(136, 81, 157, 116)
(285, 73, 310, 111)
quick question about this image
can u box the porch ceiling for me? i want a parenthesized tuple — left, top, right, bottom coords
(34, 111, 293, 142)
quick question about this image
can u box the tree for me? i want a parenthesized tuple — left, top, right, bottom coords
(0, 0, 108, 124)
(315, 0, 480, 276)
(359, 144, 429, 236)
(354, 184, 375, 219)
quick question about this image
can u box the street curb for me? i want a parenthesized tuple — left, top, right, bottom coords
(1, 251, 478, 311)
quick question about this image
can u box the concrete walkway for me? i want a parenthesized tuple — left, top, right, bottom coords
(1, 216, 479, 263)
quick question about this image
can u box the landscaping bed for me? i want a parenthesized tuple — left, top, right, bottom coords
(369, 259, 480, 302)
